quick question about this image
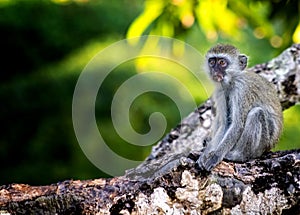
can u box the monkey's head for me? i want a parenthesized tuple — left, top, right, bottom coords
(205, 44, 247, 83)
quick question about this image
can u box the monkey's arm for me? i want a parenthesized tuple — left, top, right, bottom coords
(208, 90, 228, 142)
(197, 97, 244, 171)
(197, 122, 243, 171)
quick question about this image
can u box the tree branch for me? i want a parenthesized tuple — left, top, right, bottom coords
(1, 44, 300, 215)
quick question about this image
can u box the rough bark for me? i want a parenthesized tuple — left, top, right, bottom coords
(1, 44, 300, 215)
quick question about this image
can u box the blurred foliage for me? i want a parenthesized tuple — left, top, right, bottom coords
(275, 105, 300, 151)
(0, 0, 140, 81)
(1, 0, 300, 185)
(0, 0, 143, 184)
(128, 0, 300, 51)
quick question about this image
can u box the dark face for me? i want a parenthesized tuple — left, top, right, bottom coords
(208, 57, 229, 82)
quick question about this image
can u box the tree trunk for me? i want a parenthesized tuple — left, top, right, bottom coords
(1, 44, 300, 215)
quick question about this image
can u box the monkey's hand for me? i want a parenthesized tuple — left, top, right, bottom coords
(196, 150, 220, 172)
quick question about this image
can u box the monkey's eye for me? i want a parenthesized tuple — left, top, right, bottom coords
(208, 58, 216, 66)
(218, 59, 227, 67)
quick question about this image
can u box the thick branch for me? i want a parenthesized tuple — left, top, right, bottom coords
(1, 44, 300, 214)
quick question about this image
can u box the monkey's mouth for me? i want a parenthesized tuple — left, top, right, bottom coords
(212, 73, 224, 82)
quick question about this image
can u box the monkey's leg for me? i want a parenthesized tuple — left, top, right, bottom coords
(224, 107, 269, 162)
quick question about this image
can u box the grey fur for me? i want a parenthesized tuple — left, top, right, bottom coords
(197, 44, 283, 171)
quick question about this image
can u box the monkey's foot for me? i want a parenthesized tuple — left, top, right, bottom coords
(196, 152, 219, 172)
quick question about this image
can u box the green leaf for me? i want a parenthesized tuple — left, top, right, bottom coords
(126, 0, 165, 38)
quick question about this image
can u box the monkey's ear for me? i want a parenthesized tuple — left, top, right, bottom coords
(238, 54, 247, 70)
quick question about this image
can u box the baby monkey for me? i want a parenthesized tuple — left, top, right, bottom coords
(197, 44, 283, 171)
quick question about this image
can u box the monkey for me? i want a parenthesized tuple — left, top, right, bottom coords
(196, 44, 283, 171)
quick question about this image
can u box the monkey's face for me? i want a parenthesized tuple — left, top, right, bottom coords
(207, 57, 229, 82)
